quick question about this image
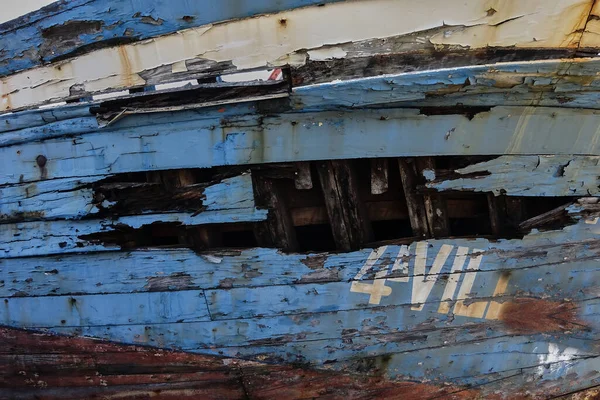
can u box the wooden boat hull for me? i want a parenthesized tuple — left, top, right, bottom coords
(1, 0, 600, 398)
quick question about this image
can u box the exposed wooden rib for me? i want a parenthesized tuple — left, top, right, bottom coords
(487, 193, 503, 236)
(252, 173, 298, 252)
(416, 157, 449, 237)
(505, 197, 525, 234)
(398, 158, 429, 238)
(370, 158, 388, 195)
(294, 162, 313, 190)
(317, 160, 373, 251)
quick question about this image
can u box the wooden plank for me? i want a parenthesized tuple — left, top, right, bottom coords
(425, 155, 600, 197)
(0, 175, 108, 222)
(9, 106, 600, 186)
(0, 174, 266, 258)
(0, 0, 343, 77)
(398, 159, 429, 238)
(416, 157, 449, 237)
(293, 57, 600, 110)
(252, 173, 298, 252)
(7, 205, 600, 298)
(1, 173, 262, 224)
(0, 104, 91, 134)
(0, 209, 266, 258)
(0, 291, 210, 327)
(370, 158, 388, 194)
(0, 327, 491, 400)
(0, 0, 592, 111)
(317, 160, 373, 250)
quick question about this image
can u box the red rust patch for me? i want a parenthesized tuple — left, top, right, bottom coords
(498, 298, 585, 334)
(0, 326, 480, 399)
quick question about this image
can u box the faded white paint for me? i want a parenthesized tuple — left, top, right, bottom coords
(452, 251, 486, 318)
(349, 244, 509, 319)
(537, 343, 580, 376)
(437, 246, 469, 314)
(411, 243, 453, 311)
(0, 0, 592, 111)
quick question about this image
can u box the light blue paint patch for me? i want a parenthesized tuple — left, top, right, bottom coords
(0, 290, 209, 327)
(426, 155, 600, 197)
(7, 107, 600, 185)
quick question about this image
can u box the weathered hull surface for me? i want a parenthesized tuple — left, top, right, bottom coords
(2, 0, 600, 399)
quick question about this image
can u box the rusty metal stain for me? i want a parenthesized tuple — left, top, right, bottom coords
(497, 298, 586, 334)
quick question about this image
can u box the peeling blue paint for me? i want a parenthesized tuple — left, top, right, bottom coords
(0, 0, 344, 77)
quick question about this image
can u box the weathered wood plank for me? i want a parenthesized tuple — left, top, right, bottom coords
(417, 157, 449, 237)
(0, 173, 262, 224)
(317, 160, 373, 250)
(0, 327, 492, 400)
(0, 0, 592, 111)
(0, 0, 344, 77)
(0, 104, 92, 134)
(9, 106, 600, 186)
(0, 209, 265, 258)
(0, 175, 107, 222)
(4, 201, 600, 296)
(251, 173, 298, 252)
(293, 57, 600, 110)
(398, 159, 429, 238)
(426, 155, 600, 197)
(1, 291, 209, 327)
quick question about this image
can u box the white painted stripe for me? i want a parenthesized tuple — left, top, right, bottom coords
(411, 243, 453, 311)
(437, 246, 469, 314)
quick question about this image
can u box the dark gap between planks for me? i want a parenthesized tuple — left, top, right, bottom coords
(74, 156, 575, 253)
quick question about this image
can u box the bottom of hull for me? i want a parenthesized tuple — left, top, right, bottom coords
(1, 327, 598, 400)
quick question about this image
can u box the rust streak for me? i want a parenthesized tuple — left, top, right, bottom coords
(498, 298, 586, 334)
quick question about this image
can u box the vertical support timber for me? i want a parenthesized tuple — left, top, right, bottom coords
(416, 157, 449, 237)
(370, 158, 389, 195)
(294, 162, 313, 190)
(252, 173, 298, 252)
(487, 193, 504, 236)
(317, 160, 373, 251)
(505, 197, 525, 235)
(398, 158, 429, 239)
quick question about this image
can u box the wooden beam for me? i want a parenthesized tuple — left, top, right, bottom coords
(294, 162, 313, 190)
(487, 193, 503, 236)
(316, 160, 373, 251)
(370, 158, 388, 195)
(252, 173, 298, 252)
(416, 157, 449, 237)
(398, 158, 429, 239)
(505, 197, 525, 234)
